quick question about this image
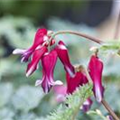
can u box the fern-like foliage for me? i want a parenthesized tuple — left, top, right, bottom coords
(99, 41, 120, 55)
(46, 83, 93, 120)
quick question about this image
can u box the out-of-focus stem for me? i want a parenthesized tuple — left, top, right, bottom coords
(114, 8, 120, 39)
(50, 30, 104, 44)
(101, 99, 120, 120)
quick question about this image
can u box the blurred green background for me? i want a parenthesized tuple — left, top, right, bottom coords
(0, 0, 120, 120)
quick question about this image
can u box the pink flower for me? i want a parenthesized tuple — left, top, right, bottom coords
(35, 50, 63, 93)
(55, 41, 75, 77)
(13, 28, 48, 62)
(53, 85, 67, 102)
(26, 46, 48, 77)
(88, 55, 104, 102)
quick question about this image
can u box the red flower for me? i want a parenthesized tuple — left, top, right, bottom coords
(66, 71, 92, 112)
(55, 41, 75, 77)
(66, 71, 88, 94)
(35, 50, 63, 93)
(31, 28, 47, 48)
(13, 28, 48, 62)
(26, 46, 48, 77)
(88, 55, 104, 102)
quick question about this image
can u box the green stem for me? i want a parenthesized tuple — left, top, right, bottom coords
(50, 30, 104, 44)
(71, 98, 84, 120)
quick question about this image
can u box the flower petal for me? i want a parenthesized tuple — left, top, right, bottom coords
(26, 46, 47, 77)
(81, 98, 92, 112)
(31, 28, 47, 49)
(38, 50, 63, 93)
(66, 71, 88, 94)
(13, 28, 47, 63)
(53, 85, 67, 102)
(54, 80, 63, 85)
(56, 41, 75, 77)
(12, 49, 26, 54)
(35, 79, 42, 86)
(88, 55, 104, 102)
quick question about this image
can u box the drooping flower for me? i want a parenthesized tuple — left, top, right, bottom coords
(13, 28, 48, 62)
(66, 71, 92, 112)
(35, 50, 63, 93)
(55, 41, 75, 77)
(26, 46, 48, 77)
(31, 28, 47, 48)
(66, 71, 88, 94)
(88, 55, 104, 102)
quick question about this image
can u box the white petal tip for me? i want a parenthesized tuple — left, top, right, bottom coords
(21, 60, 24, 63)
(12, 50, 18, 54)
(26, 66, 35, 77)
(26, 73, 29, 77)
(89, 46, 98, 52)
(35, 80, 42, 86)
(47, 30, 53, 35)
(66, 67, 75, 78)
(21, 58, 24, 63)
(26, 70, 31, 77)
(55, 80, 63, 85)
(12, 49, 25, 54)
(44, 90, 49, 94)
(70, 73, 75, 78)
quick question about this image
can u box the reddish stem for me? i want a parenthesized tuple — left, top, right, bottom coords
(101, 99, 119, 120)
(50, 30, 104, 44)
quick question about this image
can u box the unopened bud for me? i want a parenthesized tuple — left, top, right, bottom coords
(90, 46, 99, 56)
(96, 109, 102, 116)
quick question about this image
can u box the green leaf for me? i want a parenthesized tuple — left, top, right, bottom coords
(0, 83, 13, 108)
(11, 85, 44, 112)
(99, 41, 120, 55)
(46, 83, 93, 120)
(0, 107, 14, 120)
(0, 16, 35, 48)
(87, 109, 107, 120)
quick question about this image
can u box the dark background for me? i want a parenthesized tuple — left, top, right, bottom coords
(0, 0, 113, 27)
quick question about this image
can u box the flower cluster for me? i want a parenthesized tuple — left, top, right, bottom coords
(13, 28, 75, 93)
(13, 28, 104, 111)
(54, 54, 104, 112)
